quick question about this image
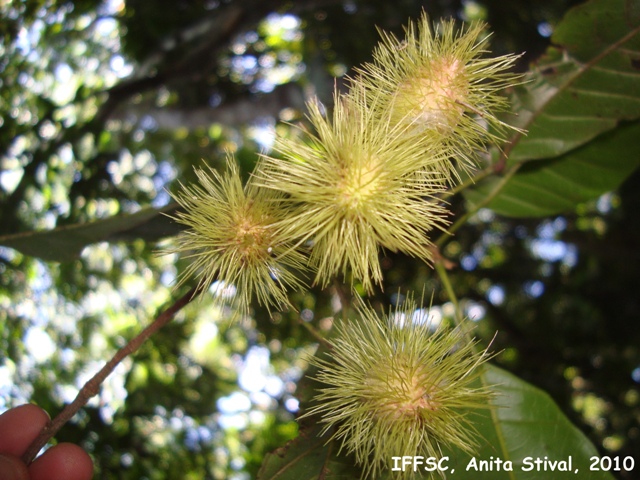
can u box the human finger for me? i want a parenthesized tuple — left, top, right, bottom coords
(0, 405, 49, 457)
(0, 453, 30, 480)
(28, 443, 93, 480)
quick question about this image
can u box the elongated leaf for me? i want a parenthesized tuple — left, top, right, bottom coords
(435, 365, 615, 480)
(464, 120, 640, 217)
(0, 204, 182, 262)
(464, 0, 640, 217)
(257, 423, 362, 480)
(260, 365, 614, 480)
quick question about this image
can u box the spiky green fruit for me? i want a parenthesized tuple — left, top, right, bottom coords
(355, 13, 522, 177)
(257, 89, 450, 292)
(165, 155, 307, 313)
(304, 298, 493, 478)
(256, 92, 447, 290)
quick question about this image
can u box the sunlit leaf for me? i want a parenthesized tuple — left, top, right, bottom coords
(465, 0, 640, 217)
(507, 0, 640, 163)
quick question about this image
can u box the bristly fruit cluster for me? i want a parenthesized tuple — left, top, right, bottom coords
(165, 12, 520, 479)
(167, 13, 520, 308)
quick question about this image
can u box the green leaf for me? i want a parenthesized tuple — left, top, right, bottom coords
(464, 120, 640, 217)
(257, 423, 362, 480)
(0, 204, 182, 262)
(435, 364, 616, 480)
(506, 0, 640, 163)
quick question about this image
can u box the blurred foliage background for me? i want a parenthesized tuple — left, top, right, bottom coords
(1, 0, 639, 479)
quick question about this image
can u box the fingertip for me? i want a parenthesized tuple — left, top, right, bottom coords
(28, 443, 93, 480)
(0, 405, 50, 456)
(0, 453, 30, 480)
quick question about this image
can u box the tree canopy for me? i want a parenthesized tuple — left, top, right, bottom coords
(1, 0, 639, 479)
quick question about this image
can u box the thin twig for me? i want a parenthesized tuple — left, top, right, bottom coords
(434, 261, 464, 327)
(21, 284, 201, 465)
(435, 162, 522, 249)
(332, 279, 351, 319)
(298, 318, 334, 350)
(440, 163, 494, 199)
(434, 260, 477, 350)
